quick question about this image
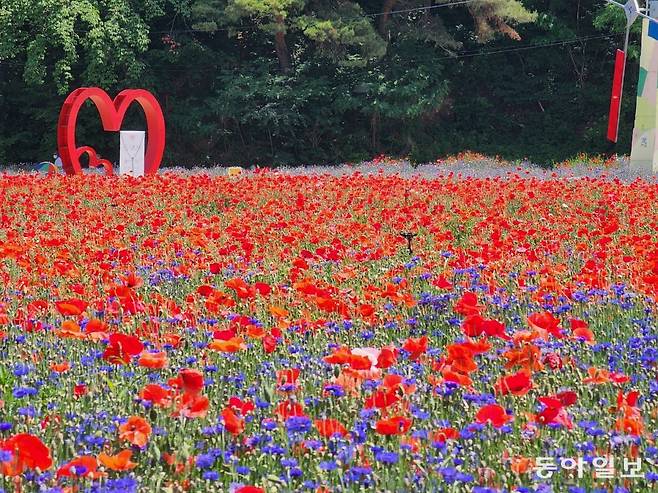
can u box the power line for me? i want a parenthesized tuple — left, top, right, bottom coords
(136, 33, 621, 74)
(365, 0, 480, 18)
(435, 33, 620, 60)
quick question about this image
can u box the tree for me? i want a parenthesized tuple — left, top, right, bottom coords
(468, 0, 537, 41)
(223, 0, 305, 73)
(376, 0, 536, 42)
(0, 0, 170, 94)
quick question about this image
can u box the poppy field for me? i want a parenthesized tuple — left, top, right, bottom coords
(0, 171, 657, 493)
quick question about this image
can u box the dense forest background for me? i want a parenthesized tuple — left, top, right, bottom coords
(0, 1, 645, 166)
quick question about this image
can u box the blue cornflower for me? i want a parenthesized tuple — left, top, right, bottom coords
(262, 444, 285, 455)
(281, 458, 298, 468)
(323, 384, 345, 397)
(12, 386, 37, 398)
(319, 461, 338, 471)
(375, 451, 399, 464)
(285, 416, 311, 434)
(303, 440, 322, 450)
(18, 406, 37, 417)
(360, 330, 374, 340)
(345, 466, 372, 483)
(202, 471, 220, 481)
(195, 453, 215, 469)
(255, 398, 270, 409)
(13, 364, 30, 377)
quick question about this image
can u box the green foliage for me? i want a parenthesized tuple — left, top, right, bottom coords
(468, 0, 538, 42)
(296, 3, 387, 66)
(0, 0, 164, 93)
(0, 0, 639, 166)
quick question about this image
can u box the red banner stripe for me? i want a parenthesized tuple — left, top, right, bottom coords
(607, 49, 626, 143)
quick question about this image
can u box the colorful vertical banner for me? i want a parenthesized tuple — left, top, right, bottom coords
(630, 17, 658, 173)
(607, 49, 626, 143)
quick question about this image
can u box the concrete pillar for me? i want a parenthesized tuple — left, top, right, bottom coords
(630, 1, 658, 172)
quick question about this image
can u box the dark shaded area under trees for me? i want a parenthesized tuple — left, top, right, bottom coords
(0, 1, 642, 167)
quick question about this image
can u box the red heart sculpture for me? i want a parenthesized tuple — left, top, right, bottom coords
(57, 87, 165, 175)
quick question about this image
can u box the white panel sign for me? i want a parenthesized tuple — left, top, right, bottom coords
(120, 131, 145, 177)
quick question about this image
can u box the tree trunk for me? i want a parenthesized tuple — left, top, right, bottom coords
(371, 109, 380, 152)
(378, 0, 398, 36)
(274, 16, 292, 74)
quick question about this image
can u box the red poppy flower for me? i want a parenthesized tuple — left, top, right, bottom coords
(358, 304, 375, 317)
(277, 368, 301, 387)
(225, 278, 256, 299)
(118, 416, 152, 447)
(494, 370, 533, 396)
(74, 384, 88, 397)
(176, 393, 210, 419)
(57, 456, 103, 479)
(617, 390, 640, 408)
(228, 396, 255, 416)
(98, 449, 138, 471)
(364, 386, 401, 409)
(536, 397, 573, 429)
(376, 347, 398, 368)
(481, 318, 510, 340)
(85, 318, 107, 333)
(552, 390, 578, 407)
(402, 336, 428, 361)
(432, 275, 453, 290)
(235, 487, 264, 493)
(0, 433, 53, 476)
(208, 337, 245, 353)
(178, 368, 204, 395)
(570, 319, 595, 344)
(103, 333, 144, 365)
(462, 315, 508, 340)
(197, 285, 215, 298)
(213, 328, 237, 340)
(275, 400, 305, 419)
(454, 292, 483, 316)
(375, 416, 413, 435)
(49, 361, 70, 373)
(221, 407, 245, 435)
(140, 384, 172, 407)
(138, 351, 168, 369)
(315, 418, 348, 438)
(528, 312, 563, 339)
(55, 298, 88, 316)
(475, 404, 513, 428)
(430, 427, 459, 443)
(348, 354, 373, 370)
(263, 334, 277, 353)
(462, 314, 485, 337)
(324, 346, 353, 365)
(254, 282, 271, 295)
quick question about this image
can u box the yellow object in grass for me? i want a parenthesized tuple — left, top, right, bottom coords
(227, 166, 243, 177)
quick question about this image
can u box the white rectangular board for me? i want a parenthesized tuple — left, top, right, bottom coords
(120, 131, 145, 177)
